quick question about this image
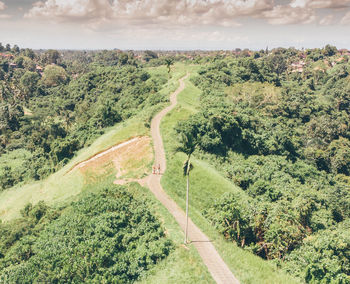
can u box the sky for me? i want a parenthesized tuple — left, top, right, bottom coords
(0, 0, 349, 50)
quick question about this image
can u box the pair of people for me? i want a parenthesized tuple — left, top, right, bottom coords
(152, 164, 161, 175)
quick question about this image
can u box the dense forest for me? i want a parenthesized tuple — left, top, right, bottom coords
(0, 45, 169, 189)
(0, 183, 172, 282)
(175, 46, 350, 282)
(1, 43, 350, 282)
(0, 43, 183, 282)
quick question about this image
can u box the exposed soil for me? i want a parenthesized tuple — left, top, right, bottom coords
(70, 136, 152, 184)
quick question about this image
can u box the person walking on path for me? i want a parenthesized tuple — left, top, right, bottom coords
(157, 164, 161, 175)
(152, 165, 156, 174)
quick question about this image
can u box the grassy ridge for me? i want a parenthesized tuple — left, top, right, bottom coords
(0, 117, 149, 221)
(0, 64, 216, 283)
(137, 64, 214, 283)
(0, 63, 298, 283)
(160, 72, 301, 283)
(0, 63, 186, 222)
(130, 181, 214, 284)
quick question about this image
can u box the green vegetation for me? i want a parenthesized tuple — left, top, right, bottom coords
(161, 88, 299, 283)
(1, 44, 349, 283)
(0, 61, 186, 221)
(0, 48, 170, 190)
(171, 47, 350, 282)
(133, 183, 214, 284)
(0, 117, 143, 221)
(0, 49, 214, 283)
(0, 183, 173, 282)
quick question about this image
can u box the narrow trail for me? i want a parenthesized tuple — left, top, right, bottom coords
(148, 74, 240, 284)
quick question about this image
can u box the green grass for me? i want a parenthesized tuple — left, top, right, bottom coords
(135, 64, 216, 283)
(128, 182, 214, 284)
(177, 77, 201, 112)
(56, 172, 215, 284)
(0, 64, 216, 283)
(146, 62, 188, 98)
(0, 64, 301, 282)
(159, 72, 301, 284)
(0, 64, 185, 222)
(0, 118, 144, 221)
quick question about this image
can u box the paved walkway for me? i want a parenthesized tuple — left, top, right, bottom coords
(147, 74, 240, 284)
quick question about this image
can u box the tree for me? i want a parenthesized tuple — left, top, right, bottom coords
(0, 59, 8, 73)
(95, 50, 119, 66)
(118, 53, 129, 65)
(41, 65, 68, 87)
(0, 166, 14, 190)
(323, 44, 337, 57)
(20, 71, 40, 98)
(143, 50, 158, 62)
(23, 57, 36, 71)
(12, 45, 20, 54)
(14, 56, 24, 68)
(42, 49, 60, 65)
(0, 104, 23, 132)
(91, 99, 121, 129)
(176, 128, 198, 243)
(164, 57, 174, 74)
(23, 48, 36, 60)
(267, 54, 287, 77)
(326, 137, 350, 175)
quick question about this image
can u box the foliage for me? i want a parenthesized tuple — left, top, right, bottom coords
(41, 65, 68, 87)
(143, 50, 158, 62)
(284, 220, 350, 283)
(176, 47, 350, 282)
(0, 185, 173, 283)
(0, 47, 169, 190)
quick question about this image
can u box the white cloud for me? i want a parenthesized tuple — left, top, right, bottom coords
(24, 0, 350, 29)
(25, 0, 113, 21)
(291, 0, 350, 9)
(169, 30, 249, 43)
(25, 0, 274, 28)
(262, 5, 316, 25)
(341, 11, 350, 24)
(0, 1, 11, 19)
(319, 14, 334, 25)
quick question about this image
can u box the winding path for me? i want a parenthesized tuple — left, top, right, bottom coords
(147, 74, 240, 284)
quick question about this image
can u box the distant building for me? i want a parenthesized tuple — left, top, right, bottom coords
(0, 53, 14, 59)
(338, 49, 348, 55)
(36, 65, 44, 76)
(290, 61, 306, 73)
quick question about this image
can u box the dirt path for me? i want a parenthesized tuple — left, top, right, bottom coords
(148, 74, 240, 284)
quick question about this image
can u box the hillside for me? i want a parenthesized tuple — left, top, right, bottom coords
(1, 46, 350, 283)
(0, 60, 216, 283)
(165, 49, 350, 283)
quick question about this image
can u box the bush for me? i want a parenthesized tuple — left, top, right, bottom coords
(0, 185, 173, 283)
(41, 65, 68, 87)
(284, 220, 350, 283)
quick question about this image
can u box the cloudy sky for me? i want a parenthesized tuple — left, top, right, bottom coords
(0, 0, 349, 50)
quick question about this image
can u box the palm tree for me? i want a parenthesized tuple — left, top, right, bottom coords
(177, 131, 197, 244)
(164, 57, 174, 74)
